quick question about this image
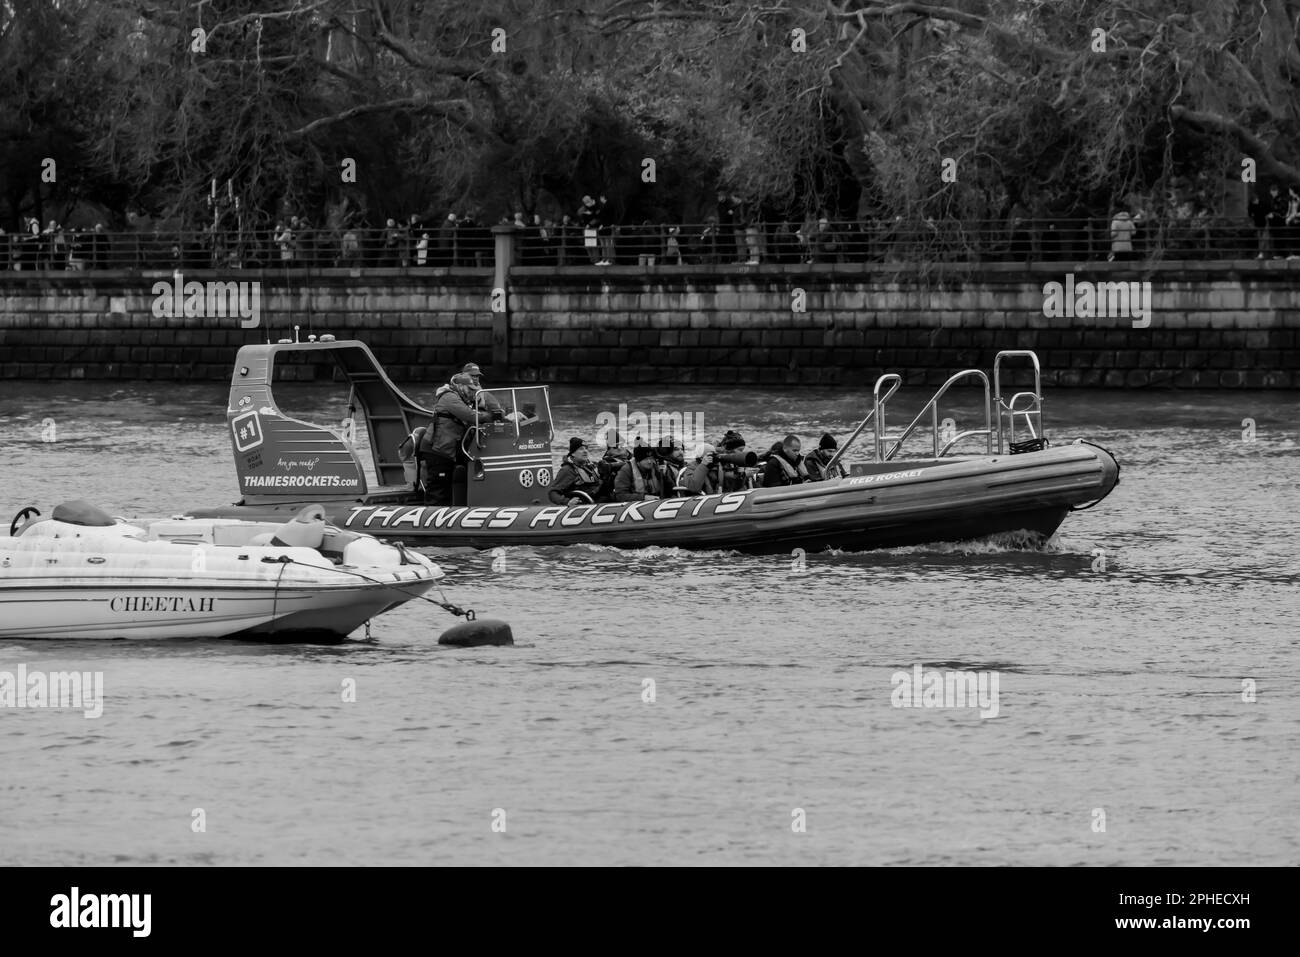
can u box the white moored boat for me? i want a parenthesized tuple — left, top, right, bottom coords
(1, 501, 443, 641)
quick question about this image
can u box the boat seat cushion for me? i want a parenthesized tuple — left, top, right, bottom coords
(267, 505, 327, 549)
(51, 501, 116, 527)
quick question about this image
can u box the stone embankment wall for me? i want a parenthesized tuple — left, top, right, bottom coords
(0, 260, 1296, 387)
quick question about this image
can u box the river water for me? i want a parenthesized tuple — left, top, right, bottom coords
(0, 379, 1296, 866)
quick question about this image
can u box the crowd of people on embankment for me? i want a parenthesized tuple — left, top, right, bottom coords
(4, 183, 1298, 271)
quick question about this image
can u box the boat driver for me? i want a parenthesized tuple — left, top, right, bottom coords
(418, 373, 498, 504)
(548, 438, 606, 506)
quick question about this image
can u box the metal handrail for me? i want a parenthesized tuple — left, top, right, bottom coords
(829, 351, 1048, 471)
(993, 351, 1044, 454)
(0, 215, 1283, 272)
(820, 408, 877, 476)
(872, 374, 903, 463)
(883, 370, 992, 461)
(821, 374, 898, 473)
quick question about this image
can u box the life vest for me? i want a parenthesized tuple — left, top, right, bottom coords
(569, 461, 600, 487)
(630, 461, 664, 497)
(771, 453, 810, 483)
(805, 452, 844, 482)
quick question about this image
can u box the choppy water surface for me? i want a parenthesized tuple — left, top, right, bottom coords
(0, 379, 1296, 866)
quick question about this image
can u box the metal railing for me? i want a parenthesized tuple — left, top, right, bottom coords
(1, 216, 1296, 272)
(881, 370, 993, 461)
(993, 351, 1043, 454)
(827, 349, 1045, 468)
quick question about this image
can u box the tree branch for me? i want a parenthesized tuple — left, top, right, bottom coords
(1170, 104, 1300, 186)
(285, 95, 506, 150)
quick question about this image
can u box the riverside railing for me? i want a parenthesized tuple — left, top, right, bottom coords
(0, 217, 1295, 272)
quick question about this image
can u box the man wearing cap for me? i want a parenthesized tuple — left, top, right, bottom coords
(804, 432, 847, 482)
(679, 444, 721, 495)
(460, 362, 505, 419)
(417, 373, 479, 504)
(762, 433, 810, 487)
(548, 438, 605, 505)
(613, 444, 668, 502)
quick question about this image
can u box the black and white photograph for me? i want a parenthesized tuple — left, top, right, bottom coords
(0, 0, 1293, 923)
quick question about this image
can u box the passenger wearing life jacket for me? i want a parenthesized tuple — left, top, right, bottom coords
(679, 444, 722, 495)
(804, 432, 847, 482)
(614, 445, 668, 501)
(762, 433, 810, 487)
(597, 436, 631, 501)
(418, 374, 480, 505)
(548, 438, 605, 505)
(654, 437, 686, 488)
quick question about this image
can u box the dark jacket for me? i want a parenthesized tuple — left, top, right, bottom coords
(614, 460, 668, 501)
(762, 449, 809, 487)
(548, 457, 603, 505)
(1249, 192, 1276, 229)
(804, 449, 845, 482)
(418, 389, 477, 460)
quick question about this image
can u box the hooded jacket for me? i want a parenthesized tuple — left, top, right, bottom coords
(418, 388, 477, 460)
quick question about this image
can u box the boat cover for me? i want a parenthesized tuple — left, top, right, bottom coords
(50, 501, 116, 527)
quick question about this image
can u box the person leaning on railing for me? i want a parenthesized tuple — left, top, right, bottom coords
(1285, 187, 1300, 260)
(1108, 209, 1136, 261)
(417, 373, 479, 506)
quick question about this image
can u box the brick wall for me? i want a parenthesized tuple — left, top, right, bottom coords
(0, 261, 1296, 387)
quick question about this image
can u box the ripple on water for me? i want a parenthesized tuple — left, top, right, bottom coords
(1, 385, 1297, 864)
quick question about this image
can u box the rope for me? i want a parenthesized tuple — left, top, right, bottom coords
(270, 555, 478, 621)
(268, 557, 288, 638)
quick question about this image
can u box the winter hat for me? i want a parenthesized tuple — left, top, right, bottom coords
(633, 445, 653, 462)
(721, 430, 746, 450)
(692, 443, 717, 461)
(568, 437, 587, 455)
(819, 433, 838, 451)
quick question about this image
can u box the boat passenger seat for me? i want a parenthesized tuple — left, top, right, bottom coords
(264, 505, 328, 550)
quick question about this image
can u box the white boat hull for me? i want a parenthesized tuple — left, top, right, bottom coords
(0, 508, 441, 640)
(0, 580, 432, 640)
